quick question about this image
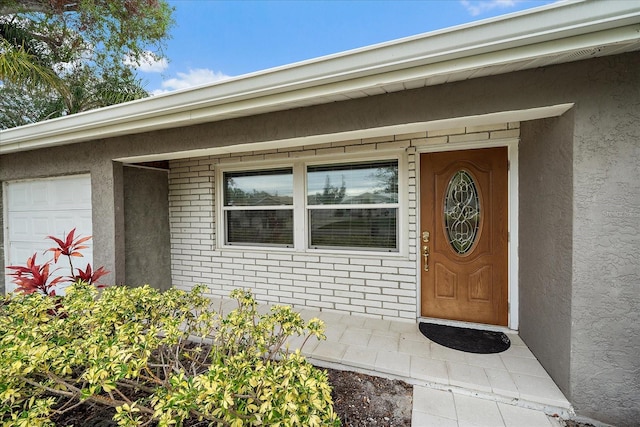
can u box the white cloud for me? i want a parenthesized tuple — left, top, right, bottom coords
(124, 51, 169, 73)
(460, 0, 519, 16)
(151, 68, 231, 95)
(138, 57, 169, 73)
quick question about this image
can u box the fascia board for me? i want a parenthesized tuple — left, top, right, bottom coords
(1, 0, 639, 153)
(1, 24, 633, 155)
(188, 25, 640, 117)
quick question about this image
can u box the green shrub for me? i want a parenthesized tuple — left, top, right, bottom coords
(0, 284, 339, 426)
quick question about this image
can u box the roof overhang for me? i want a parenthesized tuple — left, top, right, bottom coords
(1, 0, 639, 155)
(114, 103, 575, 163)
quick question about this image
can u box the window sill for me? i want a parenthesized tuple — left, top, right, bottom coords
(216, 244, 408, 259)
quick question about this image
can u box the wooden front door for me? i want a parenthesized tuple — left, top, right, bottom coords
(420, 147, 508, 326)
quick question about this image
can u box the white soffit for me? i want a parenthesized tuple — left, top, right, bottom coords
(0, 0, 639, 154)
(114, 103, 575, 163)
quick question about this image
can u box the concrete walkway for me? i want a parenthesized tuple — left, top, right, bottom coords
(213, 296, 573, 426)
(288, 308, 573, 427)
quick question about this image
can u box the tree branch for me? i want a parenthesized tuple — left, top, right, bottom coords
(0, 0, 79, 15)
(20, 375, 75, 398)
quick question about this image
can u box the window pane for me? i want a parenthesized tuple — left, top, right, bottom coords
(309, 208, 397, 250)
(307, 161, 398, 205)
(226, 210, 293, 246)
(224, 169, 293, 206)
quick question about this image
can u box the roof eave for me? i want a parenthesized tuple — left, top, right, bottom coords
(1, 0, 639, 154)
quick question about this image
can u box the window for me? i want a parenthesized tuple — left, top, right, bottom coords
(223, 168, 294, 247)
(307, 160, 399, 251)
(219, 158, 401, 252)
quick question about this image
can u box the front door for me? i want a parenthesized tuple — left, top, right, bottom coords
(420, 147, 508, 326)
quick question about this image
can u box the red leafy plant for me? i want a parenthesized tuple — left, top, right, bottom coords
(6, 228, 109, 296)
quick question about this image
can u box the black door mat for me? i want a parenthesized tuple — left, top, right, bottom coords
(419, 322, 511, 354)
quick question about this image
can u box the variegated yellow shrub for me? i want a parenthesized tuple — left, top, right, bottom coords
(0, 284, 339, 426)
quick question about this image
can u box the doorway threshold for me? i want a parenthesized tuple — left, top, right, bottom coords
(419, 316, 516, 334)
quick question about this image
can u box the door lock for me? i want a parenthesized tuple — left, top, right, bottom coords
(422, 231, 430, 271)
(423, 245, 430, 271)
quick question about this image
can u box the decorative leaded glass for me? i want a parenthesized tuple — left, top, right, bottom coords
(444, 170, 480, 254)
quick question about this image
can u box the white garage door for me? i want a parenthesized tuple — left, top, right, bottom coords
(4, 175, 92, 294)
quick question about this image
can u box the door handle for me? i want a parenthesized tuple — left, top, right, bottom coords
(423, 245, 430, 271)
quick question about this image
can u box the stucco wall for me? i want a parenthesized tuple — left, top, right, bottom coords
(518, 114, 574, 396)
(568, 54, 640, 425)
(516, 53, 639, 425)
(123, 166, 171, 290)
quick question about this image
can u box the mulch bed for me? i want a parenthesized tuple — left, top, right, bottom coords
(50, 368, 413, 426)
(46, 367, 596, 427)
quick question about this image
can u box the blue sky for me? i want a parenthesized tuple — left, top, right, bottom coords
(139, 0, 558, 95)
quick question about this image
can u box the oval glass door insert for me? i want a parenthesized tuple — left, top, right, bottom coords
(444, 170, 480, 254)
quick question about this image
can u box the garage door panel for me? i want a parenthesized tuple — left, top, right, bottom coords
(9, 246, 40, 264)
(53, 214, 90, 236)
(5, 175, 92, 295)
(6, 183, 30, 209)
(53, 179, 91, 208)
(52, 190, 80, 209)
(33, 217, 53, 236)
(31, 183, 50, 207)
(78, 212, 92, 231)
(7, 213, 50, 241)
(7, 216, 30, 239)
(9, 213, 92, 242)
(7, 176, 92, 212)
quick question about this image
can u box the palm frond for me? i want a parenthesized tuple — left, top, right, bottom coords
(0, 38, 70, 99)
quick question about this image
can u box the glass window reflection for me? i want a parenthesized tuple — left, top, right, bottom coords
(225, 169, 293, 206)
(307, 161, 398, 205)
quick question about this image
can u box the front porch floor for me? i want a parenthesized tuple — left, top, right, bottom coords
(288, 308, 574, 427)
(211, 296, 573, 426)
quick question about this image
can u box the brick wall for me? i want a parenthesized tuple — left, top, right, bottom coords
(168, 123, 519, 320)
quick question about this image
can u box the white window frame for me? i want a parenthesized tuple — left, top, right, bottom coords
(305, 159, 400, 252)
(221, 167, 295, 248)
(216, 152, 407, 256)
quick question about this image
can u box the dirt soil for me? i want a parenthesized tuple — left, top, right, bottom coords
(326, 368, 412, 427)
(563, 421, 596, 427)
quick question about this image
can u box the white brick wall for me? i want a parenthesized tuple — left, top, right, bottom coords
(168, 123, 519, 321)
